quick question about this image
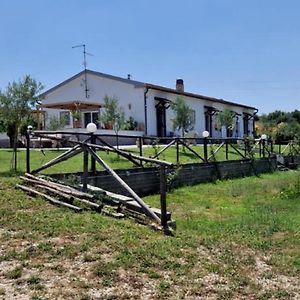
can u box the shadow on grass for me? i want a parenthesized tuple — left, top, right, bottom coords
(0, 170, 24, 177)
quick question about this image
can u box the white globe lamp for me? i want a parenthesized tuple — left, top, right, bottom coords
(261, 134, 267, 140)
(86, 122, 97, 133)
(202, 130, 210, 138)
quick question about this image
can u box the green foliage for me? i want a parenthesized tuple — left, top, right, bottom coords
(216, 109, 235, 130)
(47, 115, 67, 131)
(71, 110, 81, 121)
(100, 95, 125, 134)
(258, 110, 300, 142)
(0, 75, 43, 170)
(0, 75, 43, 137)
(19, 114, 38, 136)
(123, 116, 137, 130)
(151, 138, 160, 157)
(171, 96, 194, 137)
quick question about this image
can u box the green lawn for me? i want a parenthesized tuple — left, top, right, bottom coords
(0, 171, 299, 299)
(0, 143, 263, 175)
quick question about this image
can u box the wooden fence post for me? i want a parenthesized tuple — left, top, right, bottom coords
(90, 133, 96, 174)
(225, 139, 229, 160)
(259, 140, 262, 157)
(139, 136, 143, 167)
(203, 137, 208, 163)
(139, 137, 143, 157)
(159, 166, 168, 229)
(26, 130, 31, 173)
(176, 138, 179, 164)
(82, 147, 89, 192)
(270, 139, 273, 154)
(279, 143, 281, 154)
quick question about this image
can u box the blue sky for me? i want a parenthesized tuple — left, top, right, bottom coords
(1, 0, 300, 114)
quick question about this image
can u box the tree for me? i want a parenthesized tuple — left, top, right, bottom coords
(216, 109, 235, 137)
(0, 75, 43, 170)
(100, 95, 125, 148)
(171, 96, 194, 137)
(47, 115, 67, 131)
(257, 109, 300, 142)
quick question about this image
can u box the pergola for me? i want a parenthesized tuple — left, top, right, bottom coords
(41, 101, 102, 128)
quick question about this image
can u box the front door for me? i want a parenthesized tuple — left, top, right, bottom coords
(156, 104, 166, 137)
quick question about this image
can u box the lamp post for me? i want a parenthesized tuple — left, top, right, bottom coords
(26, 125, 33, 173)
(261, 134, 267, 158)
(86, 122, 97, 174)
(202, 131, 209, 162)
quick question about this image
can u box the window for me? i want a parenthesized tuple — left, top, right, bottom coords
(243, 115, 249, 135)
(190, 109, 196, 129)
(84, 111, 99, 128)
(60, 111, 70, 126)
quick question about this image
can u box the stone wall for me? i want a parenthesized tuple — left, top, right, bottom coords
(82, 157, 278, 196)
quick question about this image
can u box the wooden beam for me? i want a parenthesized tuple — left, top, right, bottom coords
(85, 146, 161, 223)
(33, 132, 172, 167)
(208, 142, 225, 161)
(151, 139, 176, 159)
(95, 136, 141, 167)
(92, 143, 173, 166)
(16, 184, 82, 212)
(31, 146, 83, 174)
(24, 173, 94, 199)
(229, 143, 247, 159)
(177, 139, 205, 162)
(85, 184, 171, 221)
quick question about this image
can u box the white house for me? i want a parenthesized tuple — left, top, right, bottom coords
(40, 69, 258, 138)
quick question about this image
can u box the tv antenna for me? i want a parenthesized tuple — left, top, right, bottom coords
(72, 44, 93, 98)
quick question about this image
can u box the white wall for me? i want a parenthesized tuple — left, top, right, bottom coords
(42, 73, 145, 129)
(146, 89, 256, 138)
(42, 72, 256, 137)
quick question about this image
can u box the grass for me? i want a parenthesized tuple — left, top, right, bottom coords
(0, 142, 267, 175)
(0, 170, 299, 298)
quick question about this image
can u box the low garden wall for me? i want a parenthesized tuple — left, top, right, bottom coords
(282, 155, 300, 166)
(52, 158, 278, 197)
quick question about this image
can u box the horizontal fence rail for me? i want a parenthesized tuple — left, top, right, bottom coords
(27, 130, 300, 166)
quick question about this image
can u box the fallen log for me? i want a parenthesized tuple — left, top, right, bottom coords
(24, 173, 95, 199)
(16, 184, 82, 212)
(20, 177, 103, 211)
(85, 184, 171, 221)
(35, 183, 101, 210)
(72, 197, 103, 210)
(101, 207, 125, 219)
(35, 184, 74, 202)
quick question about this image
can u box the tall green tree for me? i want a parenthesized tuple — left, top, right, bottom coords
(100, 95, 125, 148)
(0, 75, 43, 170)
(171, 96, 194, 137)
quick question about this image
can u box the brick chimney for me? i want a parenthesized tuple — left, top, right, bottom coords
(176, 79, 184, 92)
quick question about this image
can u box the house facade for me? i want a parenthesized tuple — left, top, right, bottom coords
(40, 70, 257, 138)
